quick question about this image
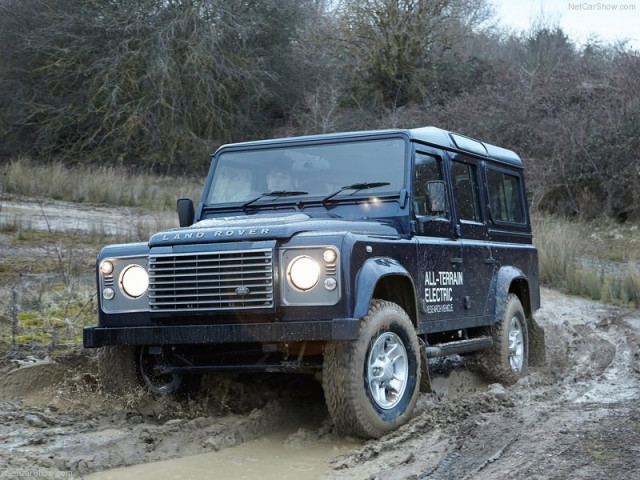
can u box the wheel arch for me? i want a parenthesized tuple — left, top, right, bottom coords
(493, 266, 531, 323)
(353, 258, 418, 327)
(493, 265, 546, 367)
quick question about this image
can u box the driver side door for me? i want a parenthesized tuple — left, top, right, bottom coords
(413, 147, 465, 334)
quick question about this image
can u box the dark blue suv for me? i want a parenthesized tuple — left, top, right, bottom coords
(84, 126, 544, 438)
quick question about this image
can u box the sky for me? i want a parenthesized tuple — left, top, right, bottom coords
(490, 0, 640, 48)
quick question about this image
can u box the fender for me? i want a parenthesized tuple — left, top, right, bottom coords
(489, 265, 546, 366)
(352, 257, 416, 320)
(491, 265, 528, 324)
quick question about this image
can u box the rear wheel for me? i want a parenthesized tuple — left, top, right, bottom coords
(472, 294, 529, 384)
(323, 299, 420, 439)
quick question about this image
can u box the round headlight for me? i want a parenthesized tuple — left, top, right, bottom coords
(323, 249, 337, 263)
(288, 256, 320, 291)
(101, 261, 114, 275)
(120, 264, 149, 298)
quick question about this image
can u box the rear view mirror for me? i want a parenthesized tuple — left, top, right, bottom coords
(426, 181, 446, 214)
(177, 198, 195, 227)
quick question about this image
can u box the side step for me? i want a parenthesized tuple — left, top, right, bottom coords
(425, 336, 493, 358)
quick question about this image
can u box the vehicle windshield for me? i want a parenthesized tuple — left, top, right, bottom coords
(206, 138, 406, 205)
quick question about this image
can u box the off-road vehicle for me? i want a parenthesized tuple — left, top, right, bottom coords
(84, 126, 544, 439)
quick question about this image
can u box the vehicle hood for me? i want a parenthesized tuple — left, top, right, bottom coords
(148, 213, 400, 247)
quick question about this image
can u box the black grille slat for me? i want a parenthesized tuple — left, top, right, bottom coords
(149, 249, 273, 311)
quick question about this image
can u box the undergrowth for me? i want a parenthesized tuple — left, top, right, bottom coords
(533, 214, 640, 307)
(1, 158, 203, 210)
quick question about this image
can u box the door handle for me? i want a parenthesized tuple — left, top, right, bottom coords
(485, 257, 497, 265)
(450, 257, 463, 264)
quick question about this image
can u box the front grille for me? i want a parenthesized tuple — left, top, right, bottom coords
(148, 249, 273, 312)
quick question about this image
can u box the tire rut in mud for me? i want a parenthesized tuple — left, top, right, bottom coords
(0, 347, 329, 477)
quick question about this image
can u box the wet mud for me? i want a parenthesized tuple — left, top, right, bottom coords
(1, 288, 639, 479)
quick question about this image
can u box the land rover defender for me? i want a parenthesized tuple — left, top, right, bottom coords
(84, 126, 544, 439)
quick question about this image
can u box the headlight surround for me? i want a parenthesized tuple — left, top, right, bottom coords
(281, 247, 340, 305)
(119, 264, 149, 298)
(288, 255, 321, 291)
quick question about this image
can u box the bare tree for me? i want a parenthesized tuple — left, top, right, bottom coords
(0, 0, 315, 169)
(331, 0, 494, 107)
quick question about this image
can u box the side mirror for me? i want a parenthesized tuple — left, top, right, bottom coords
(177, 198, 195, 227)
(426, 181, 446, 214)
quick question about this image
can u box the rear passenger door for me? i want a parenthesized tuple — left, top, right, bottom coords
(449, 155, 494, 320)
(483, 165, 536, 313)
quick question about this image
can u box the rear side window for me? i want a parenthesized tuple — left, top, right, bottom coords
(486, 169, 525, 224)
(452, 161, 481, 222)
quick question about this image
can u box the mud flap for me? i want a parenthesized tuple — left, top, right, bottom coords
(418, 338, 433, 393)
(527, 315, 546, 367)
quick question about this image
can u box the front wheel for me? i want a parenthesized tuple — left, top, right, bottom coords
(323, 299, 421, 439)
(137, 346, 184, 395)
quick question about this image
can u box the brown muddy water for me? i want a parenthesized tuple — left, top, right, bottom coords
(83, 369, 486, 480)
(86, 430, 357, 480)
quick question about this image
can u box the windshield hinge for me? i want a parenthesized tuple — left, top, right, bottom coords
(399, 189, 408, 208)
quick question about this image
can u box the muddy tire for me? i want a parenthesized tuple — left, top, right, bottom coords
(97, 346, 139, 395)
(473, 294, 528, 384)
(323, 299, 420, 439)
(137, 346, 185, 395)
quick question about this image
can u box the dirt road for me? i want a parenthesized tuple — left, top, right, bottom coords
(1, 288, 638, 479)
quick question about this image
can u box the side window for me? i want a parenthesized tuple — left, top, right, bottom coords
(414, 153, 448, 218)
(451, 161, 481, 222)
(486, 169, 525, 224)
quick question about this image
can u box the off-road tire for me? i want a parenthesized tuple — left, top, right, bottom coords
(137, 346, 185, 395)
(322, 299, 421, 439)
(97, 346, 139, 395)
(472, 294, 529, 384)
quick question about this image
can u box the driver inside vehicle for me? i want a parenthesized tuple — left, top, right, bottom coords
(266, 157, 295, 191)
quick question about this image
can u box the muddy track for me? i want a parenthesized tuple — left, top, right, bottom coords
(1, 288, 639, 479)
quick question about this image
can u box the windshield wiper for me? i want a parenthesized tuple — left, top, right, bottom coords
(322, 182, 391, 205)
(242, 190, 308, 210)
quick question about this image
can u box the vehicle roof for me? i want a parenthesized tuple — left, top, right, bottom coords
(216, 126, 522, 168)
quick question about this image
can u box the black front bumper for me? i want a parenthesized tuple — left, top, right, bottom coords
(83, 319, 360, 348)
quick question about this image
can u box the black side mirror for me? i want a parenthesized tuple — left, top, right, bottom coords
(177, 198, 195, 227)
(425, 181, 446, 214)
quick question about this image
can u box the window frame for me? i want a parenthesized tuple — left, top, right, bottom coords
(485, 166, 527, 226)
(450, 159, 483, 224)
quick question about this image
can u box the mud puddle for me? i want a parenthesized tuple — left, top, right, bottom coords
(86, 429, 358, 480)
(429, 363, 489, 396)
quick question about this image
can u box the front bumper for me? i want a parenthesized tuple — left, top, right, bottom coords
(83, 318, 360, 348)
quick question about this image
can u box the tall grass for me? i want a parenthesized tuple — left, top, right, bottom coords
(532, 214, 640, 307)
(1, 158, 204, 210)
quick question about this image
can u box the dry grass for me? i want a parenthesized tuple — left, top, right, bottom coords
(1, 158, 203, 210)
(532, 214, 640, 307)
(0, 158, 203, 347)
